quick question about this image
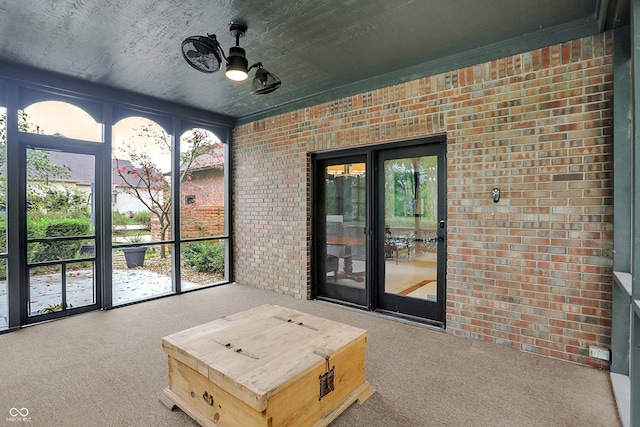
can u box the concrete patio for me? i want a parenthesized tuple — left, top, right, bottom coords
(0, 268, 201, 328)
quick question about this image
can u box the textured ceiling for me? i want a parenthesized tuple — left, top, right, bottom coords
(0, 0, 629, 123)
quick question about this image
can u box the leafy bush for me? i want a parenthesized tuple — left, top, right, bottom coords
(27, 218, 91, 263)
(182, 241, 225, 273)
(112, 211, 129, 228)
(0, 217, 90, 278)
(0, 220, 5, 253)
(132, 210, 151, 229)
(28, 185, 90, 219)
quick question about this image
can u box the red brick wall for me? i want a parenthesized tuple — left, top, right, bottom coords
(184, 170, 224, 207)
(150, 171, 225, 240)
(233, 32, 613, 366)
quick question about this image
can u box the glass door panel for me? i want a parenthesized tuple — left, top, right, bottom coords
(26, 149, 98, 319)
(378, 146, 445, 323)
(316, 158, 367, 306)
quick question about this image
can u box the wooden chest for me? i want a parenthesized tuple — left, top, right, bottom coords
(160, 304, 374, 427)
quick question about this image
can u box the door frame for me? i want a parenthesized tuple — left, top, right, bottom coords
(18, 133, 106, 325)
(312, 135, 447, 325)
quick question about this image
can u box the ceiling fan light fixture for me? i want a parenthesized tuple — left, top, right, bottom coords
(225, 46, 249, 81)
(251, 65, 282, 95)
(181, 22, 281, 93)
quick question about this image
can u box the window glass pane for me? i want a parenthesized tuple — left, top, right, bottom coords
(29, 265, 62, 316)
(28, 263, 96, 316)
(112, 244, 173, 305)
(181, 239, 227, 291)
(383, 156, 439, 300)
(20, 101, 102, 142)
(320, 161, 367, 306)
(112, 117, 173, 305)
(179, 128, 225, 238)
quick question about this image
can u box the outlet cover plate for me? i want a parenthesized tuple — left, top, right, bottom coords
(588, 345, 610, 361)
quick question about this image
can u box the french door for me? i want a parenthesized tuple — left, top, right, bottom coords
(314, 138, 446, 325)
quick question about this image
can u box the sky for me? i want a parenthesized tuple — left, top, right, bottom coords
(22, 101, 221, 174)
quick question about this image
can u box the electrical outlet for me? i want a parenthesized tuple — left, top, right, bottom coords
(588, 345, 610, 361)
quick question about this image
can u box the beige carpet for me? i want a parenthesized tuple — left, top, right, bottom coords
(0, 283, 620, 426)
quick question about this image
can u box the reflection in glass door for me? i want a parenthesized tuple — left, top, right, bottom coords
(26, 149, 99, 321)
(316, 158, 367, 306)
(377, 144, 446, 323)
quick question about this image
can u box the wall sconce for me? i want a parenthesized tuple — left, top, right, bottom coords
(492, 188, 500, 203)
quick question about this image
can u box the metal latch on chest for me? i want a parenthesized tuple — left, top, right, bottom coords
(315, 351, 335, 400)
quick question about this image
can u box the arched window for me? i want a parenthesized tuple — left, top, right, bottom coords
(111, 116, 173, 305)
(179, 127, 228, 290)
(178, 128, 224, 228)
(21, 100, 102, 142)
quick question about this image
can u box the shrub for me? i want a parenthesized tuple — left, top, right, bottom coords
(182, 241, 224, 274)
(28, 185, 90, 219)
(0, 220, 5, 253)
(132, 210, 151, 229)
(0, 218, 90, 277)
(112, 211, 129, 228)
(27, 218, 91, 263)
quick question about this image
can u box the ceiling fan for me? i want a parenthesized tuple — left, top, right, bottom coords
(181, 22, 282, 95)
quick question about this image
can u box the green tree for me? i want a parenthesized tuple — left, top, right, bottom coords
(0, 111, 71, 209)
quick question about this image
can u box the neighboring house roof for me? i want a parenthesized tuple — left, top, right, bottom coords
(41, 151, 94, 185)
(25, 146, 219, 187)
(164, 145, 225, 177)
(111, 157, 148, 187)
(180, 146, 225, 173)
(36, 151, 146, 187)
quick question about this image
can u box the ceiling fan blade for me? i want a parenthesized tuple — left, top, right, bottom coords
(181, 36, 221, 73)
(193, 41, 212, 54)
